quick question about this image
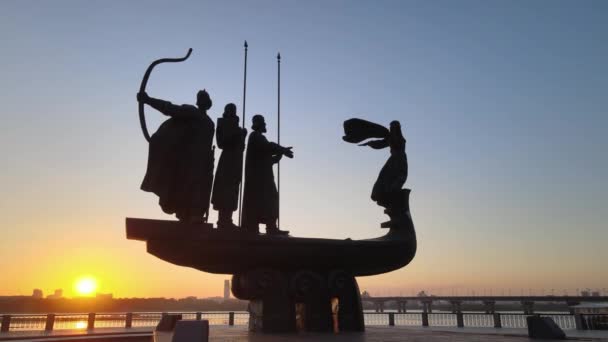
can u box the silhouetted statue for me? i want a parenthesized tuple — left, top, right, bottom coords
(211, 103, 247, 231)
(242, 115, 293, 235)
(137, 90, 215, 222)
(343, 119, 408, 210)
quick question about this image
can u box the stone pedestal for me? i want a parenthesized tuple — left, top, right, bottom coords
(233, 269, 364, 333)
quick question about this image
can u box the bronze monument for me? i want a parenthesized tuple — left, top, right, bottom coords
(127, 47, 417, 333)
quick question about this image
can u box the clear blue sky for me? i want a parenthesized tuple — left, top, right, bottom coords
(0, 0, 606, 297)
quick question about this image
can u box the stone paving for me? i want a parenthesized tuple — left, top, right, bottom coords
(211, 326, 608, 342)
(2, 326, 608, 342)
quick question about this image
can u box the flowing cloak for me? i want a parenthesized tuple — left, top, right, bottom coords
(140, 100, 215, 218)
(211, 115, 246, 211)
(343, 118, 389, 144)
(343, 118, 407, 205)
(241, 131, 283, 225)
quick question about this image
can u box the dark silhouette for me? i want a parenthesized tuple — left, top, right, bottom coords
(138, 48, 192, 142)
(370, 121, 407, 208)
(128, 48, 417, 333)
(127, 116, 417, 334)
(211, 103, 247, 231)
(343, 119, 408, 226)
(241, 115, 293, 235)
(137, 90, 215, 222)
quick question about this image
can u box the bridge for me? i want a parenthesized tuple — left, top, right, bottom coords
(361, 296, 608, 314)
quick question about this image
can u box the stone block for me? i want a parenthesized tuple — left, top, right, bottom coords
(171, 320, 209, 342)
(156, 314, 182, 332)
(526, 316, 566, 340)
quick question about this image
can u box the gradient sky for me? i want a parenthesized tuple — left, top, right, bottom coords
(1, 0, 607, 299)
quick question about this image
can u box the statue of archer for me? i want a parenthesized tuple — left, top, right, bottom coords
(136, 49, 216, 223)
(137, 89, 215, 223)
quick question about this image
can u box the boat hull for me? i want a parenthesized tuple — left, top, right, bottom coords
(126, 211, 415, 277)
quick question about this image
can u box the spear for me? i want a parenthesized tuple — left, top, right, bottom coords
(277, 52, 281, 229)
(242, 41, 248, 128)
(238, 40, 248, 226)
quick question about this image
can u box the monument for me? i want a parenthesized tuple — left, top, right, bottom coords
(126, 46, 417, 333)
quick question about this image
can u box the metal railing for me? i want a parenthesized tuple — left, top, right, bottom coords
(362, 312, 601, 331)
(1, 312, 607, 332)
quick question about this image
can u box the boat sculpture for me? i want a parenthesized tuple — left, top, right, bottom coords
(126, 187, 415, 332)
(127, 49, 417, 333)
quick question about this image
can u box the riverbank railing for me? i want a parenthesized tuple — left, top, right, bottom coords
(1, 312, 606, 332)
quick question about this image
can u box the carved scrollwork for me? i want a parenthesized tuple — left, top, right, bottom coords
(246, 269, 284, 298)
(290, 270, 325, 300)
(328, 270, 353, 296)
(231, 274, 246, 299)
(230, 269, 285, 300)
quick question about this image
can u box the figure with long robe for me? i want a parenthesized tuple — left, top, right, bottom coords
(242, 115, 293, 235)
(137, 90, 215, 222)
(211, 103, 247, 230)
(343, 119, 408, 209)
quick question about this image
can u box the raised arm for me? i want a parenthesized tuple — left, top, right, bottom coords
(249, 133, 294, 159)
(138, 92, 199, 119)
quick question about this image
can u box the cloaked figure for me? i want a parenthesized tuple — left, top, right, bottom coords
(137, 90, 215, 222)
(211, 103, 247, 231)
(242, 115, 293, 235)
(343, 119, 408, 211)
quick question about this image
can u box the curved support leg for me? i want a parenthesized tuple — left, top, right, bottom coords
(290, 271, 332, 332)
(233, 269, 295, 333)
(328, 270, 365, 332)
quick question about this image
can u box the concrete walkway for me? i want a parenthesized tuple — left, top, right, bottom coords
(1, 326, 607, 342)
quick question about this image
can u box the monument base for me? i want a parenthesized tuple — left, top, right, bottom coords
(232, 269, 364, 333)
(125, 189, 416, 334)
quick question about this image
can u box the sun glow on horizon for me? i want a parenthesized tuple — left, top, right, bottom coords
(74, 276, 98, 297)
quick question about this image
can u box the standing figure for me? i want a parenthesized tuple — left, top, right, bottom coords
(137, 90, 215, 222)
(370, 121, 408, 208)
(343, 118, 408, 209)
(242, 115, 293, 235)
(211, 103, 247, 231)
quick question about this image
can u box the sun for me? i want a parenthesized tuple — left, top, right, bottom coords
(74, 276, 98, 296)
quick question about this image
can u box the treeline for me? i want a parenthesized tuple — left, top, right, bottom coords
(0, 297, 248, 313)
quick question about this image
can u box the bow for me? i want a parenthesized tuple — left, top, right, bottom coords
(138, 48, 193, 142)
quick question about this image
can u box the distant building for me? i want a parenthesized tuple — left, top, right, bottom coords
(581, 290, 590, 297)
(47, 289, 63, 299)
(224, 280, 230, 300)
(592, 291, 600, 297)
(32, 289, 43, 299)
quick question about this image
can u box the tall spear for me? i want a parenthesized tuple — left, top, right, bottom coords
(277, 52, 281, 229)
(238, 40, 248, 226)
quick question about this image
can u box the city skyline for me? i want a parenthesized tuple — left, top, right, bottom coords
(7, 284, 606, 300)
(1, 0, 607, 298)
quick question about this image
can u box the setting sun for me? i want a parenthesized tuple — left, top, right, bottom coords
(74, 276, 98, 296)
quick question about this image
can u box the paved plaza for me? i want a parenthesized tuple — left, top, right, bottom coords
(210, 326, 608, 342)
(2, 326, 608, 342)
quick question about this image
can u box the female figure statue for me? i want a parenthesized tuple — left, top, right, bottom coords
(343, 119, 408, 222)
